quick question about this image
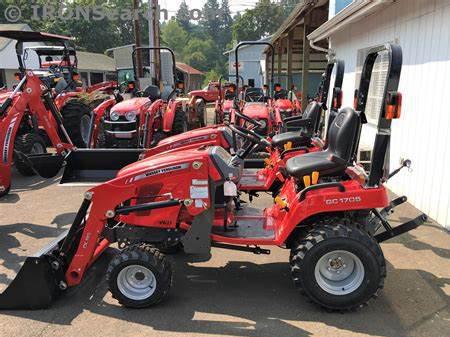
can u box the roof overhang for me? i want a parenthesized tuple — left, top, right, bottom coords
(0, 30, 74, 43)
(308, 0, 394, 43)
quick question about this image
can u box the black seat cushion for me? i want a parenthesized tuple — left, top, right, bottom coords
(286, 107, 361, 179)
(286, 151, 347, 178)
(271, 131, 310, 149)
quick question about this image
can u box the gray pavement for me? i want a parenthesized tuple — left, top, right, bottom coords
(0, 169, 449, 337)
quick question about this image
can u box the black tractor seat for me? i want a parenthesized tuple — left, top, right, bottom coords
(271, 101, 322, 149)
(286, 107, 361, 179)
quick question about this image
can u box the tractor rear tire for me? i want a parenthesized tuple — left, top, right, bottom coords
(290, 222, 386, 311)
(171, 109, 187, 135)
(14, 133, 47, 176)
(107, 244, 172, 308)
(60, 100, 92, 148)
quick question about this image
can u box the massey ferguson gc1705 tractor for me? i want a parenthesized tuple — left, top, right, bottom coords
(214, 75, 244, 124)
(0, 43, 427, 311)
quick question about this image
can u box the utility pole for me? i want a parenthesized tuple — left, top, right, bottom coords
(133, 0, 143, 78)
(148, 0, 161, 85)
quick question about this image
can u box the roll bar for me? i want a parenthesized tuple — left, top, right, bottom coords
(354, 43, 403, 186)
(132, 46, 178, 91)
(234, 41, 275, 97)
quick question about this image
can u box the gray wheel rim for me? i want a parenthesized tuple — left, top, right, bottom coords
(117, 265, 157, 300)
(314, 250, 365, 295)
(80, 114, 91, 145)
(31, 142, 45, 154)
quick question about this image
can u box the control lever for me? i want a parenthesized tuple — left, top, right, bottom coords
(388, 159, 412, 180)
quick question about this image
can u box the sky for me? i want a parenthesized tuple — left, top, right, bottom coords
(157, 0, 261, 19)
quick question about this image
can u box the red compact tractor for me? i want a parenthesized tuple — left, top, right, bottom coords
(0, 43, 427, 311)
(214, 75, 244, 124)
(94, 47, 197, 148)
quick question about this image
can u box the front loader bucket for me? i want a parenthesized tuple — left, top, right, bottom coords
(0, 231, 67, 310)
(16, 152, 65, 178)
(61, 149, 143, 184)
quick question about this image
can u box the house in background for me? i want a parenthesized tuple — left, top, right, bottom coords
(175, 62, 204, 92)
(224, 36, 271, 88)
(308, 0, 450, 228)
(0, 23, 116, 89)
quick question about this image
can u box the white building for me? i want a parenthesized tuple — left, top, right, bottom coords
(308, 0, 450, 229)
(224, 36, 272, 88)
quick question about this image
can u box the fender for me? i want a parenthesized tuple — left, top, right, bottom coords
(273, 179, 390, 245)
(91, 98, 116, 147)
(162, 99, 181, 133)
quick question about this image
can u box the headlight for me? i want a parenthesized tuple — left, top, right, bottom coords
(125, 110, 137, 121)
(110, 111, 120, 121)
(258, 119, 267, 129)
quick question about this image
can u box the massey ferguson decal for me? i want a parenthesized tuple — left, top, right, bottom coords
(169, 135, 210, 149)
(2, 117, 17, 164)
(128, 163, 190, 183)
(325, 196, 362, 205)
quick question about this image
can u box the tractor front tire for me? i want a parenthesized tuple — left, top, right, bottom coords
(107, 244, 172, 308)
(0, 185, 11, 198)
(60, 100, 92, 148)
(14, 133, 47, 176)
(171, 109, 187, 135)
(290, 222, 386, 311)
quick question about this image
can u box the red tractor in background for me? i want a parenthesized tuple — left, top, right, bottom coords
(0, 31, 97, 197)
(0, 43, 428, 312)
(214, 75, 244, 124)
(93, 47, 199, 149)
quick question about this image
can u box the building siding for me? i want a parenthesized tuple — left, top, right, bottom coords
(329, 0, 450, 228)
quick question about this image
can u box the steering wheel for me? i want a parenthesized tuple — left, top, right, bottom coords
(246, 94, 264, 102)
(227, 123, 270, 147)
(234, 110, 263, 128)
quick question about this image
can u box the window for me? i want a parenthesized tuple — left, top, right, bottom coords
(80, 72, 89, 87)
(90, 72, 104, 85)
(355, 46, 390, 125)
(0, 69, 5, 88)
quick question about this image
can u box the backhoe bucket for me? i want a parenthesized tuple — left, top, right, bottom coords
(0, 231, 67, 310)
(61, 149, 143, 184)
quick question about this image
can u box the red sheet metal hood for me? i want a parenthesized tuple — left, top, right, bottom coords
(111, 97, 151, 115)
(242, 102, 270, 119)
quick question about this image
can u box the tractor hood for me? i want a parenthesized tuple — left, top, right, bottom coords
(144, 126, 233, 158)
(117, 148, 209, 178)
(242, 102, 270, 120)
(110, 97, 151, 115)
(274, 99, 294, 110)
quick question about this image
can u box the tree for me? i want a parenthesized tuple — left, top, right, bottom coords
(161, 20, 189, 57)
(183, 38, 218, 72)
(200, 0, 220, 41)
(218, 0, 233, 50)
(176, 0, 191, 31)
(232, 0, 285, 42)
(203, 69, 221, 87)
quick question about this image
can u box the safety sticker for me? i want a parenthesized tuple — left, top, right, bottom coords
(190, 186, 209, 199)
(192, 179, 208, 185)
(195, 199, 205, 208)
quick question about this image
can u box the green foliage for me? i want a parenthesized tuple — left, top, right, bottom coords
(176, 1, 191, 31)
(232, 0, 286, 41)
(161, 20, 188, 57)
(203, 69, 221, 87)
